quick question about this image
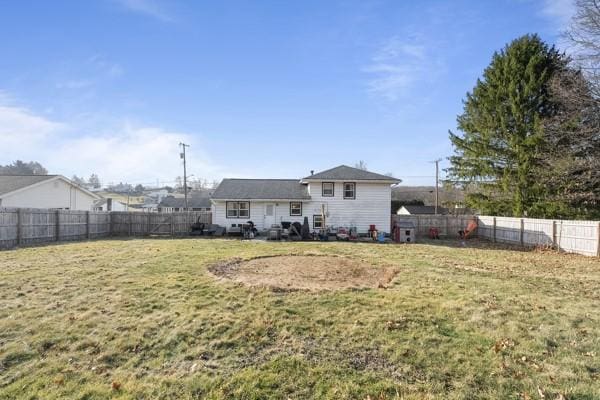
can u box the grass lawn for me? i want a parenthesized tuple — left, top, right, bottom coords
(0, 238, 599, 399)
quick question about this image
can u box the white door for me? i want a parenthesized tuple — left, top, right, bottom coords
(264, 203, 276, 228)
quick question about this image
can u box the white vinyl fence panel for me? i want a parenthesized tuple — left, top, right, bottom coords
(477, 215, 600, 257)
(555, 220, 599, 257)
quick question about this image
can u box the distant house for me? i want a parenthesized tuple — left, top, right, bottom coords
(92, 198, 129, 211)
(158, 192, 212, 212)
(145, 189, 169, 203)
(396, 205, 449, 215)
(211, 165, 400, 233)
(95, 191, 146, 207)
(0, 175, 100, 210)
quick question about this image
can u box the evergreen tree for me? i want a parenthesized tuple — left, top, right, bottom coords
(447, 34, 565, 217)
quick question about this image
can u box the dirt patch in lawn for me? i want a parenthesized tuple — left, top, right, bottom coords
(208, 255, 398, 291)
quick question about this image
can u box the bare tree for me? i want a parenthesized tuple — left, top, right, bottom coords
(174, 176, 183, 191)
(88, 174, 101, 189)
(540, 66, 600, 217)
(353, 160, 368, 171)
(565, 0, 600, 95)
(71, 175, 86, 186)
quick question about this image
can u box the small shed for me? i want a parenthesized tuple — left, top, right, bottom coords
(394, 221, 416, 243)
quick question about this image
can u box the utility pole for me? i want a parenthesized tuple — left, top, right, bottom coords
(432, 158, 442, 215)
(179, 143, 190, 210)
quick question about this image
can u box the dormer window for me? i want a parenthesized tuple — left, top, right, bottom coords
(322, 182, 334, 197)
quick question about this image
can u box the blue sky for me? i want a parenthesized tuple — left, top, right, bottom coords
(0, 0, 574, 187)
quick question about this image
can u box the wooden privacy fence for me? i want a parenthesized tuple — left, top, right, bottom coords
(0, 208, 211, 250)
(109, 212, 211, 236)
(2, 208, 598, 257)
(478, 216, 600, 257)
(392, 214, 476, 238)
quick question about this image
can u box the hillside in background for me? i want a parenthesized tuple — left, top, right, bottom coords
(392, 186, 465, 212)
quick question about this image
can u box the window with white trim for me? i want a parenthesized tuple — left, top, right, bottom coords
(343, 182, 355, 199)
(226, 201, 250, 218)
(322, 182, 334, 197)
(313, 214, 323, 229)
(290, 202, 302, 216)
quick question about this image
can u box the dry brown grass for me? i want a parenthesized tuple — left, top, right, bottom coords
(0, 238, 599, 399)
(208, 255, 399, 290)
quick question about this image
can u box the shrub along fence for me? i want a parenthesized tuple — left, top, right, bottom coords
(393, 214, 600, 257)
(0, 208, 212, 250)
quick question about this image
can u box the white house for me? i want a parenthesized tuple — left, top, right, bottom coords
(211, 165, 400, 233)
(0, 175, 100, 210)
(145, 189, 169, 203)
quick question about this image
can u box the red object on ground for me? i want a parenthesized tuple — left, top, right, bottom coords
(460, 218, 478, 239)
(368, 224, 378, 240)
(429, 227, 440, 239)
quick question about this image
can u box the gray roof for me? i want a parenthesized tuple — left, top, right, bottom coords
(401, 205, 449, 215)
(211, 179, 310, 200)
(0, 175, 57, 196)
(159, 194, 212, 208)
(396, 220, 416, 228)
(303, 165, 399, 182)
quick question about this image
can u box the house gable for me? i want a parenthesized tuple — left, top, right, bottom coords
(0, 175, 99, 210)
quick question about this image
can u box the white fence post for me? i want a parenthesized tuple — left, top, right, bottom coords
(597, 222, 600, 257)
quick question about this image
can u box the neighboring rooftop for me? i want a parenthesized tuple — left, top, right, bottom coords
(0, 175, 57, 196)
(211, 179, 310, 200)
(302, 165, 400, 182)
(159, 193, 212, 208)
